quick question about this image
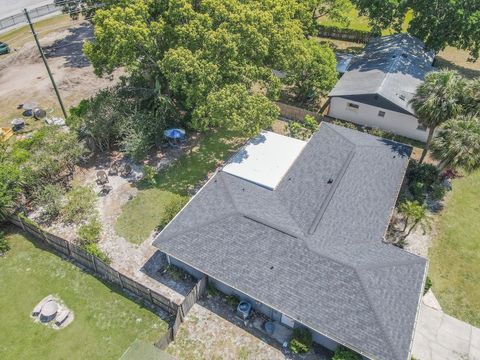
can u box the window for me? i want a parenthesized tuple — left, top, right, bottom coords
(347, 102, 359, 110)
(417, 124, 427, 131)
(378, 111, 386, 117)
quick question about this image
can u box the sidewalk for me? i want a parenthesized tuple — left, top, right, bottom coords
(412, 303, 480, 360)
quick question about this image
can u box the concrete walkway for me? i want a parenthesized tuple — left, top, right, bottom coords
(412, 303, 480, 360)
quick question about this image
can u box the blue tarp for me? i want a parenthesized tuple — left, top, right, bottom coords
(164, 128, 186, 139)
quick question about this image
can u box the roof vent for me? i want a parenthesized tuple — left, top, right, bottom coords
(401, 53, 408, 58)
(399, 94, 406, 101)
(327, 178, 334, 184)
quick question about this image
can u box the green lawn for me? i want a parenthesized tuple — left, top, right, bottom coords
(0, 229, 168, 360)
(320, 7, 413, 34)
(429, 170, 480, 327)
(115, 129, 245, 244)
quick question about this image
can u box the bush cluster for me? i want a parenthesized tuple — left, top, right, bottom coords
(332, 346, 361, 360)
(288, 115, 319, 140)
(289, 327, 313, 354)
(424, 276, 433, 295)
(407, 161, 445, 203)
(34, 184, 65, 222)
(77, 217, 102, 245)
(83, 243, 111, 264)
(62, 185, 97, 224)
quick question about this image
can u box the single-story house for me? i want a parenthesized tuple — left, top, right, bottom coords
(328, 34, 435, 142)
(153, 123, 427, 360)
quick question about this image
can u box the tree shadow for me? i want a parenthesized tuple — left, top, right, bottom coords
(434, 56, 480, 79)
(43, 23, 93, 68)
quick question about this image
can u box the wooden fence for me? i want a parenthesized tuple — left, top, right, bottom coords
(276, 102, 324, 123)
(317, 25, 376, 44)
(155, 276, 208, 349)
(8, 214, 207, 351)
(8, 215, 178, 312)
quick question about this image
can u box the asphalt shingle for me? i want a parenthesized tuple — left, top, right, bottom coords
(153, 122, 427, 360)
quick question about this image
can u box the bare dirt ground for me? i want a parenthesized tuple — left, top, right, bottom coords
(167, 295, 331, 360)
(0, 19, 122, 127)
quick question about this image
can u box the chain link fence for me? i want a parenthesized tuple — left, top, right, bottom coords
(0, 3, 61, 33)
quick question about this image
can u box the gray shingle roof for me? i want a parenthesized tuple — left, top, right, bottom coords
(153, 123, 427, 360)
(329, 34, 435, 115)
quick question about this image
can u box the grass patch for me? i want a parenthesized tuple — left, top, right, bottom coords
(0, 14, 72, 49)
(320, 7, 412, 34)
(429, 170, 480, 326)
(115, 190, 181, 244)
(115, 129, 245, 244)
(0, 228, 167, 360)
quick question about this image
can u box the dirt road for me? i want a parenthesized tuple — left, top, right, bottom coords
(0, 20, 121, 127)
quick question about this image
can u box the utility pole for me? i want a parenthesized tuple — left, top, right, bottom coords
(24, 8, 68, 119)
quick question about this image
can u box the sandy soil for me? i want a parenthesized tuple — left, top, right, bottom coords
(45, 152, 190, 305)
(0, 21, 122, 127)
(167, 295, 331, 360)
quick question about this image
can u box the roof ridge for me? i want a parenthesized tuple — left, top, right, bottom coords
(354, 267, 404, 360)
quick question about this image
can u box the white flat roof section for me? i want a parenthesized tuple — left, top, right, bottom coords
(222, 131, 307, 190)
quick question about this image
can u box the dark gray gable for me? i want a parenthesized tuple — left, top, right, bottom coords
(331, 94, 414, 116)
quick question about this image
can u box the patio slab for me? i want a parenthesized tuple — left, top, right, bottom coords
(412, 303, 479, 360)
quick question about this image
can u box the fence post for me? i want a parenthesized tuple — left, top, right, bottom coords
(91, 255, 98, 273)
(18, 214, 25, 231)
(117, 272, 124, 289)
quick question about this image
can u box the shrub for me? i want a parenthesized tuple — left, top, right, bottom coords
(288, 121, 305, 140)
(289, 328, 312, 354)
(207, 282, 219, 297)
(429, 183, 446, 201)
(142, 165, 157, 186)
(225, 294, 240, 308)
(158, 196, 188, 230)
(409, 181, 426, 203)
(34, 184, 65, 222)
(303, 115, 319, 133)
(408, 162, 439, 188)
(77, 217, 102, 245)
(332, 346, 361, 360)
(0, 231, 10, 255)
(83, 242, 111, 264)
(424, 276, 433, 295)
(332, 119, 357, 130)
(62, 185, 97, 223)
(164, 264, 188, 281)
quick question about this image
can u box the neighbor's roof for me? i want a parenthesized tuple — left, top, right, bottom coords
(222, 130, 306, 190)
(329, 34, 435, 115)
(153, 123, 427, 360)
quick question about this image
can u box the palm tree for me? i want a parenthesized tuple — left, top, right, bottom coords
(410, 70, 465, 163)
(431, 115, 480, 172)
(463, 78, 480, 116)
(398, 200, 431, 238)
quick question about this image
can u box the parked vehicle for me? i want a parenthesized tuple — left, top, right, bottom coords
(0, 42, 10, 55)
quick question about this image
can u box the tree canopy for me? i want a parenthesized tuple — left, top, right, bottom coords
(84, 0, 337, 134)
(431, 115, 480, 173)
(410, 70, 465, 163)
(352, 0, 480, 60)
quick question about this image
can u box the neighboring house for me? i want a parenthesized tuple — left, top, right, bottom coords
(153, 124, 427, 360)
(328, 34, 435, 142)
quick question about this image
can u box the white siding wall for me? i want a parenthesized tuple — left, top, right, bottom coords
(328, 97, 428, 142)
